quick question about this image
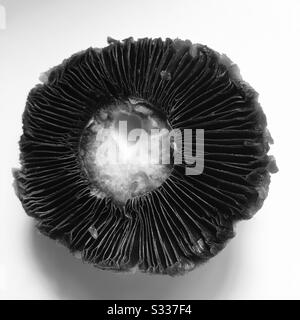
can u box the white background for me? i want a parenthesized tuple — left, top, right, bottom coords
(0, 0, 299, 299)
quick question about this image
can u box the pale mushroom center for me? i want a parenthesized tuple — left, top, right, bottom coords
(79, 98, 173, 205)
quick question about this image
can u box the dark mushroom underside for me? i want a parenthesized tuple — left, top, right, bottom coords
(14, 38, 277, 275)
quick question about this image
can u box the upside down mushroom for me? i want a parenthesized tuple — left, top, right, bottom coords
(14, 38, 278, 275)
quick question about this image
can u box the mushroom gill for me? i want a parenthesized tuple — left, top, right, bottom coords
(14, 37, 278, 275)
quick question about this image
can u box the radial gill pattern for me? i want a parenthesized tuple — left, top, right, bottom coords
(14, 38, 278, 275)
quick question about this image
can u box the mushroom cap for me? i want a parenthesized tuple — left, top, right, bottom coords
(14, 38, 277, 275)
